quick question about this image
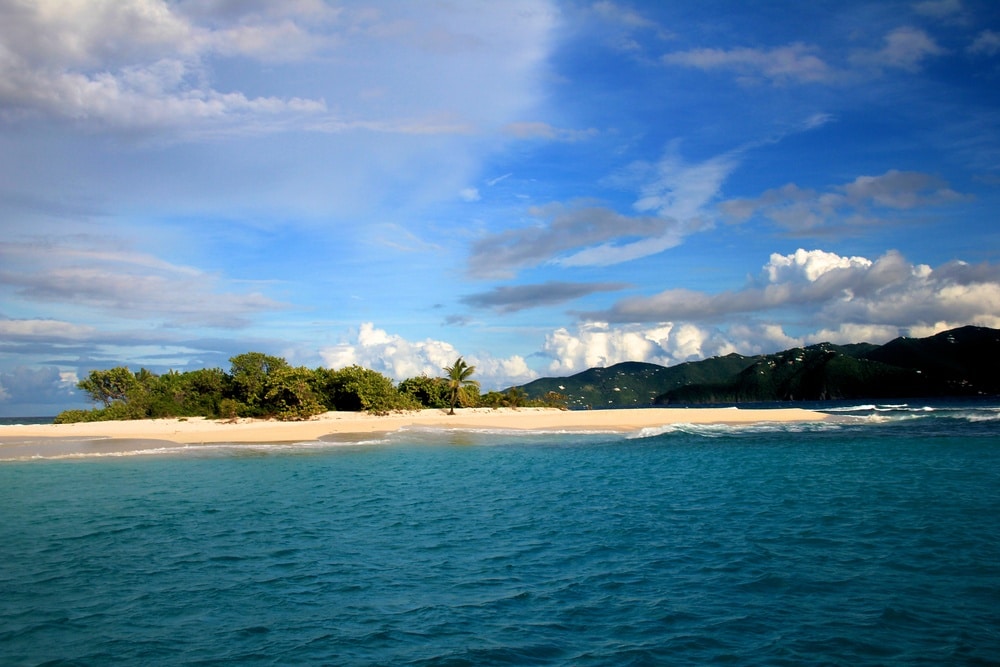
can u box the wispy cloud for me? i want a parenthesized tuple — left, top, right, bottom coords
(719, 169, 966, 234)
(0, 317, 97, 342)
(502, 121, 599, 142)
(849, 26, 946, 72)
(662, 43, 833, 84)
(461, 281, 629, 313)
(0, 239, 286, 328)
(968, 29, 1000, 56)
(466, 203, 669, 279)
(663, 25, 949, 85)
(913, 0, 964, 18)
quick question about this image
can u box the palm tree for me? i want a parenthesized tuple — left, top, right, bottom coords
(443, 357, 479, 415)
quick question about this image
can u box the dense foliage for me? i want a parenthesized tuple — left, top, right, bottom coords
(56, 353, 566, 423)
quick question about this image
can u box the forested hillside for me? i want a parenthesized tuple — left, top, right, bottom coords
(513, 326, 1000, 406)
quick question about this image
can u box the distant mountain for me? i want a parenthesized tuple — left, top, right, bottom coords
(512, 326, 1000, 406)
(516, 355, 760, 408)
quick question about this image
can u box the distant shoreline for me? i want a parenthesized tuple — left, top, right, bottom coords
(0, 407, 827, 447)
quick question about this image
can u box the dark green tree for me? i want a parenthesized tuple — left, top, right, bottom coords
(77, 367, 139, 408)
(504, 386, 527, 408)
(398, 375, 450, 409)
(314, 366, 419, 415)
(228, 352, 289, 416)
(263, 367, 325, 420)
(179, 367, 228, 416)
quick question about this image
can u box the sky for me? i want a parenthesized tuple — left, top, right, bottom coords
(2, 0, 1000, 415)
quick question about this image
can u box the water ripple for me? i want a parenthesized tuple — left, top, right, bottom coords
(2, 422, 1000, 665)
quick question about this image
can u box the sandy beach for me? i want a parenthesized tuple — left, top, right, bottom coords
(0, 407, 827, 448)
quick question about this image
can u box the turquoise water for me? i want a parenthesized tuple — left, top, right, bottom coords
(2, 402, 999, 665)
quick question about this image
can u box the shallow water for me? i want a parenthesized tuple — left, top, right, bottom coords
(2, 400, 999, 665)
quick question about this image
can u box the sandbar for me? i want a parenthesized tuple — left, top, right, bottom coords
(0, 406, 827, 447)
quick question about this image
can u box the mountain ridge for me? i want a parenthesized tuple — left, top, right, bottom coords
(513, 326, 1000, 407)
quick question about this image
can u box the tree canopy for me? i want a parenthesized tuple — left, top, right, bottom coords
(56, 352, 563, 423)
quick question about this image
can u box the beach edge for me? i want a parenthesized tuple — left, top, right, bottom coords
(0, 407, 828, 446)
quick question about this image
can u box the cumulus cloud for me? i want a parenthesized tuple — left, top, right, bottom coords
(0, 239, 286, 328)
(541, 321, 735, 374)
(535, 317, 935, 378)
(719, 169, 964, 233)
(662, 43, 833, 84)
(319, 322, 537, 389)
(461, 281, 629, 313)
(582, 248, 1000, 334)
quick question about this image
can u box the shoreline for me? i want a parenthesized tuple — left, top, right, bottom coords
(0, 406, 828, 448)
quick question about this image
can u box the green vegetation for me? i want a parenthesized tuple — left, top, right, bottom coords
(57, 352, 566, 423)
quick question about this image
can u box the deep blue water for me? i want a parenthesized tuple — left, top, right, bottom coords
(2, 401, 999, 665)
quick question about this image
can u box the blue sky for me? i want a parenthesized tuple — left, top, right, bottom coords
(2, 0, 999, 415)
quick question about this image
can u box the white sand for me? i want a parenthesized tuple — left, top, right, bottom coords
(0, 407, 827, 446)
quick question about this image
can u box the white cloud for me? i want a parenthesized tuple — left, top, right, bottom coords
(582, 248, 1000, 335)
(541, 321, 723, 373)
(0, 0, 329, 133)
(319, 322, 537, 389)
(765, 248, 872, 283)
(0, 0, 558, 140)
(539, 319, 825, 375)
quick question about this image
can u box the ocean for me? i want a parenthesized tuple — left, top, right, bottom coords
(2, 400, 999, 665)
